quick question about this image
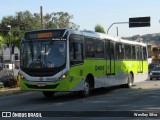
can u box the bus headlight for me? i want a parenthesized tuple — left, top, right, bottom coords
(150, 73, 153, 76)
(59, 72, 68, 80)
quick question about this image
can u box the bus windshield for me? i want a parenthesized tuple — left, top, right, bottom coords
(21, 40, 66, 69)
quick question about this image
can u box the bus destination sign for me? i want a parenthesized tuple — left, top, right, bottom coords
(24, 30, 65, 40)
(38, 32, 53, 38)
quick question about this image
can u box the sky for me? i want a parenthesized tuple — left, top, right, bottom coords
(0, 0, 160, 37)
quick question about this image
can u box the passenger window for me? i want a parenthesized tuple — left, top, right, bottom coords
(95, 39, 104, 58)
(69, 34, 84, 66)
(137, 46, 142, 60)
(116, 43, 124, 59)
(85, 38, 95, 58)
(125, 44, 131, 59)
(131, 46, 136, 60)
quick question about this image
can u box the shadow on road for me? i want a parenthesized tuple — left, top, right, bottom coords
(1, 82, 160, 113)
(27, 85, 124, 104)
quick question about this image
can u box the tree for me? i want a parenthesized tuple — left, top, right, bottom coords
(0, 34, 4, 48)
(95, 24, 106, 33)
(44, 12, 79, 29)
(0, 10, 79, 47)
(0, 33, 11, 49)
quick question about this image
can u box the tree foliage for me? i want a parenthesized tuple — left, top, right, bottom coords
(44, 12, 79, 29)
(0, 10, 79, 47)
(95, 24, 106, 33)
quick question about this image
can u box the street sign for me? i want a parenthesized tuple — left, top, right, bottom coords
(129, 17, 150, 27)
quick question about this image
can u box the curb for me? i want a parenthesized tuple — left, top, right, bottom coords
(0, 87, 21, 96)
(133, 83, 160, 89)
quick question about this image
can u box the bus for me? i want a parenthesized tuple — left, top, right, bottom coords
(19, 29, 148, 97)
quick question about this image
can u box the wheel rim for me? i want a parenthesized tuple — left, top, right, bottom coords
(129, 81, 132, 87)
(128, 74, 133, 87)
(84, 82, 90, 95)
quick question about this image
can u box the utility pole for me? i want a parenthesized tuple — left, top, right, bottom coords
(107, 22, 129, 34)
(40, 6, 44, 29)
(107, 17, 150, 35)
(116, 27, 119, 37)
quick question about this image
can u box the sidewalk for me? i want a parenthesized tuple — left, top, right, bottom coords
(0, 87, 21, 96)
(133, 80, 160, 89)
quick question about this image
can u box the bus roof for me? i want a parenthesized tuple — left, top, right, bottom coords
(79, 30, 147, 46)
(23, 28, 147, 46)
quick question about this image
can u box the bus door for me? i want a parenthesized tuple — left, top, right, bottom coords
(142, 47, 147, 72)
(105, 40, 115, 75)
(137, 46, 143, 73)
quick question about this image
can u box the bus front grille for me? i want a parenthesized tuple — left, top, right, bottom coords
(25, 83, 59, 89)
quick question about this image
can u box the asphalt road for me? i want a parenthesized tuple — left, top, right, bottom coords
(1, 79, 160, 120)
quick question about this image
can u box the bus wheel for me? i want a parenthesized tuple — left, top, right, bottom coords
(81, 80, 90, 97)
(42, 91, 55, 98)
(125, 73, 133, 88)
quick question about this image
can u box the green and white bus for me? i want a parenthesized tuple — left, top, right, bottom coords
(19, 29, 148, 97)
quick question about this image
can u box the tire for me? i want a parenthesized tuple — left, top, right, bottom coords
(150, 78, 152, 80)
(81, 80, 91, 97)
(124, 73, 133, 88)
(42, 91, 55, 98)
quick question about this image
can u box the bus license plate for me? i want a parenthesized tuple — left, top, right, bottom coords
(37, 83, 46, 87)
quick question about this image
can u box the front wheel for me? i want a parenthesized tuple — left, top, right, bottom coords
(42, 91, 55, 98)
(80, 80, 91, 97)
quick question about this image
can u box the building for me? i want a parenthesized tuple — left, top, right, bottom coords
(1, 44, 20, 69)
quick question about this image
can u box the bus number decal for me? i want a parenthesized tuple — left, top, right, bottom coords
(95, 65, 104, 71)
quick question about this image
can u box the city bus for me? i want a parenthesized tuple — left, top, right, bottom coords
(19, 29, 148, 97)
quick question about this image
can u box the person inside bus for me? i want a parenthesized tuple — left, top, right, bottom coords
(47, 42, 65, 68)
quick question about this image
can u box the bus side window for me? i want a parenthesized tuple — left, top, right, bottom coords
(125, 44, 131, 60)
(95, 39, 104, 58)
(131, 46, 136, 60)
(69, 34, 84, 66)
(105, 40, 110, 59)
(116, 43, 124, 60)
(137, 46, 142, 60)
(105, 40, 114, 60)
(143, 47, 147, 60)
(110, 42, 115, 60)
(85, 37, 95, 58)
